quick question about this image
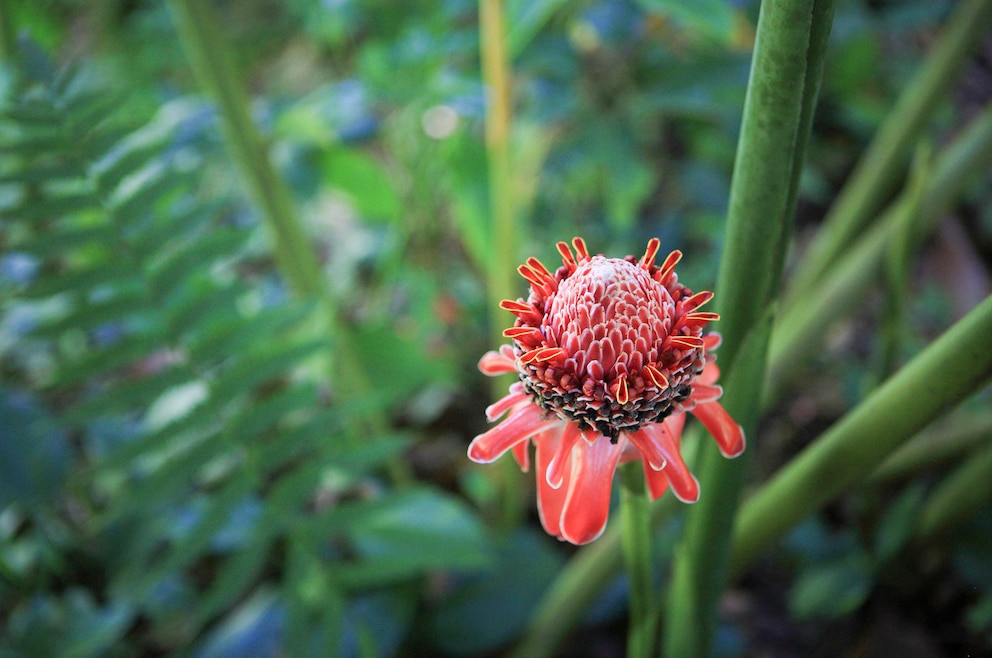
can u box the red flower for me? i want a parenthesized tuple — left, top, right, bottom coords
(468, 237, 745, 545)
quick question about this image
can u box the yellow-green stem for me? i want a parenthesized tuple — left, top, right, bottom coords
(479, 0, 526, 528)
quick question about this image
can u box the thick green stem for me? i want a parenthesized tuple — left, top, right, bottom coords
(731, 294, 992, 576)
(664, 2, 828, 655)
(788, 0, 992, 299)
(619, 462, 655, 658)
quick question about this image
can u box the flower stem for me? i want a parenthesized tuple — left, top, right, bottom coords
(664, 2, 830, 655)
(731, 293, 992, 576)
(619, 461, 656, 658)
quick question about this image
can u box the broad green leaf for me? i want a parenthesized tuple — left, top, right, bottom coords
(0, 388, 70, 509)
(207, 338, 328, 403)
(789, 553, 874, 621)
(635, 0, 737, 45)
(330, 488, 490, 588)
(321, 146, 401, 223)
(427, 529, 565, 655)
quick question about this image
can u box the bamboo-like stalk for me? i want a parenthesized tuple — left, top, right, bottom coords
(765, 105, 992, 402)
(787, 0, 992, 299)
(869, 412, 992, 486)
(731, 293, 992, 575)
(664, 2, 828, 655)
(914, 440, 992, 543)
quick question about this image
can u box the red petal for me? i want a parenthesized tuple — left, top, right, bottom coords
(640, 237, 661, 269)
(512, 441, 530, 472)
(696, 361, 720, 386)
(643, 422, 699, 503)
(535, 430, 568, 540)
(691, 400, 746, 458)
(642, 460, 670, 500)
(467, 405, 561, 463)
(485, 384, 527, 421)
(690, 383, 723, 404)
(478, 349, 516, 375)
(627, 428, 667, 471)
(546, 422, 584, 489)
(559, 436, 623, 545)
(702, 333, 722, 351)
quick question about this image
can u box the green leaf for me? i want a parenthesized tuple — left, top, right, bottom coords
(331, 488, 490, 588)
(207, 338, 328, 403)
(66, 365, 195, 424)
(789, 553, 874, 621)
(873, 482, 926, 562)
(635, 0, 737, 45)
(0, 388, 71, 508)
(426, 529, 565, 656)
(321, 146, 401, 223)
(186, 300, 315, 366)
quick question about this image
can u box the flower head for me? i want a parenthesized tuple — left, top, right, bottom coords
(468, 237, 745, 545)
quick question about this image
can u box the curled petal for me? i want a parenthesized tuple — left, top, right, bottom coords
(485, 383, 528, 421)
(627, 428, 668, 471)
(478, 347, 517, 376)
(702, 333, 722, 351)
(559, 436, 624, 545)
(689, 383, 723, 404)
(468, 405, 561, 464)
(691, 400, 746, 458)
(642, 422, 699, 503)
(512, 441, 530, 472)
(546, 422, 584, 489)
(535, 429, 568, 540)
(642, 461, 670, 501)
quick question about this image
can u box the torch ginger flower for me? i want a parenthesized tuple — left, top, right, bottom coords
(468, 237, 745, 545)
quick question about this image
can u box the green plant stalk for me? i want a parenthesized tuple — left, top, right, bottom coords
(664, 2, 824, 654)
(869, 412, 992, 485)
(479, 0, 527, 528)
(731, 293, 992, 576)
(765, 104, 992, 402)
(619, 461, 656, 658)
(168, 0, 324, 299)
(787, 0, 992, 299)
(915, 440, 992, 543)
(873, 142, 931, 387)
(167, 0, 409, 482)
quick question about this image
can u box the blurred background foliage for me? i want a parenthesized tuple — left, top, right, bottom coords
(0, 0, 990, 656)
